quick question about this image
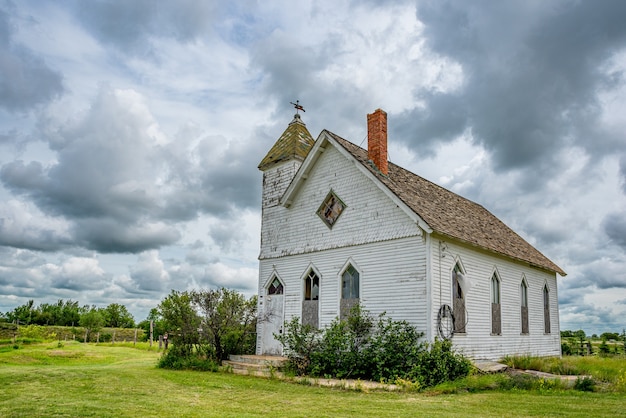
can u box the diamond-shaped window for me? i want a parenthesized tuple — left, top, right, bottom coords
(317, 191, 346, 228)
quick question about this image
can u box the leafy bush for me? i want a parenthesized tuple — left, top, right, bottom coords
(310, 305, 373, 379)
(19, 325, 53, 340)
(561, 341, 573, 355)
(278, 305, 471, 387)
(409, 339, 472, 387)
(574, 376, 595, 392)
(157, 345, 218, 371)
(365, 315, 426, 382)
(276, 317, 321, 375)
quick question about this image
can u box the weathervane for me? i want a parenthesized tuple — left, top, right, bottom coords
(290, 100, 305, 114)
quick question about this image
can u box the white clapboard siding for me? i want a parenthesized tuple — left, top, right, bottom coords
(257, 235, 428, 343)
(260, 145, 423, 260)
(428, 238, 560, 359)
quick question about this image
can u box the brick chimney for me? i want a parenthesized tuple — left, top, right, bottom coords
(367, 108, 388, 175)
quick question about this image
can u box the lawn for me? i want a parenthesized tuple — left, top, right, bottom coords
(0, 341, 624, 417)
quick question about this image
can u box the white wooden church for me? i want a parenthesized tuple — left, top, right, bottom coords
(256, 108, 565, 360)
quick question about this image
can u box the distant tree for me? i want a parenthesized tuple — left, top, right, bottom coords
(60, 300, 81, 326)
(138, 308, 166, 341)
(159, 290, 201, 357)
(600, 332, 619, 341)
(191, 289, 257, 362)
(599, 337, 611, 355)
(102, 303, 135, 328)
(79, 308, 105, 342)
(6, 300, 35, 325)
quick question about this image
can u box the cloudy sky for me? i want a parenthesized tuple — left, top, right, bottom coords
(1, 0, 625, 335)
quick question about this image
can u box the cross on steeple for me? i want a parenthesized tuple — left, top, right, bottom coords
(290, 100, 305, 114)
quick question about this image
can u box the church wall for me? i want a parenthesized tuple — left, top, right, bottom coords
(259, 144, 423, 260)
(257, 235, 428, 354)
(429, 237, 560, 359)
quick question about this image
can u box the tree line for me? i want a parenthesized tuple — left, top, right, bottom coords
(1, 299, 135, 329)
(0, 289, 259, 362)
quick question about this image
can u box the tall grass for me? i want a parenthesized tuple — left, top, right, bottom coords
(503, 354, 626, 385)
(1, 342, 625, 417)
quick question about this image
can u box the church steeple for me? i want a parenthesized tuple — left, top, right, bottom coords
(258, 113, 315, 171)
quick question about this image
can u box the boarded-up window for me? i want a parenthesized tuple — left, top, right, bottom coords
(340, 265, 359, 320)
(302, 270, 319, 328)
(543, 284, 551, 334)
(521, 280, 529, 334)
(452, 265, 466, 334)
(491, 273, 501, 335)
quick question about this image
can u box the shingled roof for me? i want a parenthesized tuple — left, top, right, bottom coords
(325, 130, 566, 276)
(258, 114, 315, 170)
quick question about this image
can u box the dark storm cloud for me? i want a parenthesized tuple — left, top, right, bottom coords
(0, 218, 73, 252)
(0, 87, 182, 253)
(0, 6, 63, 111)
(399, 0, 626, 186)
(75, 0, 218, 55)
(250, 30, 375, 137)
(0, 85, 265, 254)
(620, 155, 626, 194)
(72, 219, 180, 254)
(603, 212, 626, 249)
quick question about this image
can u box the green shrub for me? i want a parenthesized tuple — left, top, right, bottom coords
(574, 376, 595, 392)
(19, 325, 55, 340)
(409, 339, 472, 387)
(278, 305, 471, 387)
(561, 341, 573, 355)
(157, 345, 218, 371)
(365, 316, 426, 382)
(310, 304, 374, 379)
(276, 317, 321, 375)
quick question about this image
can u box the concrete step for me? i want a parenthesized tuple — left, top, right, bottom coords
(227, 354, 287, 368)
(223, 355, 288, 377)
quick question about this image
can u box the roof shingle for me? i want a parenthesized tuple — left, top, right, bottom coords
(258, 114, 315, 170)
(326, 130, 565, 276)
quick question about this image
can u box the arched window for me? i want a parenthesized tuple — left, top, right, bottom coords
(491, 272, 501, 335)
(342, 265, 359, 299)
(543, 284, 551, 334)
(268, 277, 284, 295)
(340, 264, 359, 320)
(304, 270, 320, 301)
(302, 269, 320, 328)
(452, 263, 466, 334)
(520, 279, 529, 334)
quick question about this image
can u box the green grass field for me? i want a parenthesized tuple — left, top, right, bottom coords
(0, 341, 624, 417)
